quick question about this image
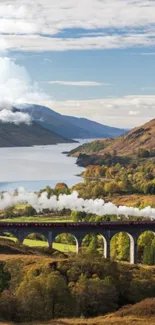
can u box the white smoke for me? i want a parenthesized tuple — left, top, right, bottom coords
(0, 56, 50, 124)
(0, 188, 155, 220)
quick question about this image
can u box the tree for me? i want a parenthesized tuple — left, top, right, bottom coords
(87, 235, 98, 255)
(150, 242, 155, 265)
(104, 181, 121, 195)
(144, 182, 155, 195)
(16, 271, 71, 321)
(42, 272, 72, 319)
(71, 210, 86, 222)
(122, 178, 133, 193)
(144, 173, 154, 181)
(143, 238, 155, 265)
(113, 233, 130, 261)
(3, 206, 15, 219)
(71, 275, 118, 317)
(137, 148, 150, 158)
(143, 246, 150, 265)
(0, 290, 17, 321)
(54, 183, 70, 195)
(0, 265, 10, 293)
(86, 278, 118, 316)
(24, 205, 36, 217)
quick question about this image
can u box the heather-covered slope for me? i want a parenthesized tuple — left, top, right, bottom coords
(69, 119, 155, 157)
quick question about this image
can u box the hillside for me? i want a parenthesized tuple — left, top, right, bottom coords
(0, 121, 75, 147)
(69, 118, 155, 157)
(20, 104, 126, 139)
(1, 253, 155, 325)
(1, 315, 155, 325)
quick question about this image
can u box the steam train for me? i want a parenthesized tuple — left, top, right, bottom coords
(0, 221, 154, 228)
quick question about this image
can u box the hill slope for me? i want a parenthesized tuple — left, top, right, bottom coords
(20, 104, 126, 139)
(69, 118, 155, 157)
(0, 121, 75, 147)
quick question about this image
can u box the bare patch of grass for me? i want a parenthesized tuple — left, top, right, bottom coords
(115, 298, 155, 317)
(5, 316, 155, 325)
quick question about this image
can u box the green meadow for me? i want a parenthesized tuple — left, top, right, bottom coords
(0, 235, 76, 253)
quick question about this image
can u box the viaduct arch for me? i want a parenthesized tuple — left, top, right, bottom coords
(1, 221, 155, 264)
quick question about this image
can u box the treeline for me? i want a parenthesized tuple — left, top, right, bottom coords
(77, 153, 131, 168)
(1, 255, 155, 322)
(39, 182, 70, 197)
(78, 160, 155, 196)
(68, 140, 107, 156)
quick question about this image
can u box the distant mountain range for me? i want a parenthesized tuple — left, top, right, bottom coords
(21, 104, 126, 139)
(0, 104, 127, 148)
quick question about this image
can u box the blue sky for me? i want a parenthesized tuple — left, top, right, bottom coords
(0, 1, 155, 128)
(18, 48, 155, 100)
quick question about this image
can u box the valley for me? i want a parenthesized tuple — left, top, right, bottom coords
(0, 0, 155, 323)
(0, 118, 155, 324)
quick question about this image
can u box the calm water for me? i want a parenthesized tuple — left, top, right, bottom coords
(0, 140, 87, 191)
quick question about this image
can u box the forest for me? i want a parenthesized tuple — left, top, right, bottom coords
(75, 159, 155, 197)
(1, 253, 155, 322)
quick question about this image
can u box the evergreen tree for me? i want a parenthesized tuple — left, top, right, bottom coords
(150, 238, 155, 265)
(87, 235, 98, 255)
(117, 233, 130, 261)
(143, 245, 150, 265)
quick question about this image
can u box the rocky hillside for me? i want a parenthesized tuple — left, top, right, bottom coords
(69, 118, 155, 157)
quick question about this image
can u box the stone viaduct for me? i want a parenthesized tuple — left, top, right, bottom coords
(1, 221, 155, 264)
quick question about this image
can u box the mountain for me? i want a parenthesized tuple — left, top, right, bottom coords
(69, 118, 155, 157)
(20, 104, 126, 139)
(0, 121, 75, 147)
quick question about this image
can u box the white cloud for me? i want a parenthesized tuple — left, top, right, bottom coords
(2, 33, 155, 52)
(0, 38, 10, 52)
(0, 5, 27, 18)
(129, 110, 140, 116)
(0, 4, 39, 35)
(46, 80, 109, 86)
(140, 52, 155, 56)
(0, 56, 50, 124)
(42, 95, 155, 128)
(0, 107, 31, 124)
(0, 19, 38, 34)
(2, 0, 155, 33)
(0, 57, 50, 105)
(42, 58, 53, 64)
(1, 1, 155, 51)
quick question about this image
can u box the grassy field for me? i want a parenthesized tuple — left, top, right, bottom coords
(0, 235, 76, 253)
(0, 316, 155, 325)
(1, 216, 72, 223)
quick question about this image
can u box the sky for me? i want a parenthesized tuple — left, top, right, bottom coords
(0, 0, 155, 128)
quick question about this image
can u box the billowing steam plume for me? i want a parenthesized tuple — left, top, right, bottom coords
(0, 188, 155, 219)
